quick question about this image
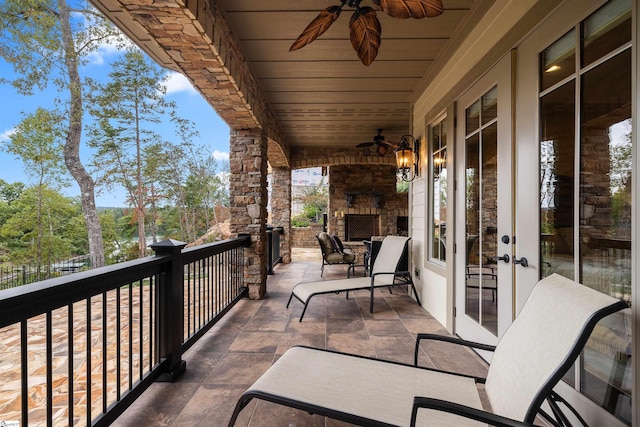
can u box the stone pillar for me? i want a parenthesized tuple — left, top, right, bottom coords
(229, 129, 268, 299)
(270, 167, 292, 263)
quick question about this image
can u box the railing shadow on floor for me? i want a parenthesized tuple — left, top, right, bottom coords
(0, 234, 251, 426)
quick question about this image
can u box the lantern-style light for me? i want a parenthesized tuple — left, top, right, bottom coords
(394, 135, 419, 182)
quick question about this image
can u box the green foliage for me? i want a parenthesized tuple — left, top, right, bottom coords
(396, 180, 409, 193)
(4, 107, 68, 187)
(291, 215, 310, 228)
(0, 179, 25, 204)
(0, 185, 83, 263)
(295, 182, 327, 223)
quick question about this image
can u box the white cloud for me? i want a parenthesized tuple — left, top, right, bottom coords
(86, 38, 135, 66)
(212, 150, 229, 161)
(165, 72, 198, 95)
(0, 128, 16, 143)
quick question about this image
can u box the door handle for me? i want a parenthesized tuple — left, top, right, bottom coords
(513, 256, 529, 267)
(489, 254, 510, 264)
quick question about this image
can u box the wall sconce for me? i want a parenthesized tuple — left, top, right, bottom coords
(394, 135, 420, 182)
(346, 194, 355, 207)
(373, 194, 383, 209)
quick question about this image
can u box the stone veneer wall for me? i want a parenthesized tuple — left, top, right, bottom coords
(229, 129, 268, 299)
(269, 167, 292, 263)
(291, 223, 325, 248)
(290, 147, 396, 169)
(328, 165, 408, 241)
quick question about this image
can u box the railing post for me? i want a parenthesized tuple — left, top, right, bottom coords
(266, 227, 274, 275)
(151, 238, 187, 381)
(274, 226, 283, 264)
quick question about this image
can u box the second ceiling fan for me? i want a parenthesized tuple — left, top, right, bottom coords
(356, 129, 398, 156)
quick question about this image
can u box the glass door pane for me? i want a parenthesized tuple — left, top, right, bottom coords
(536, 1, 632, 422)
(540, 81, 576, 281)
(579, 48, 632, 423)
(465, 132, 480, 323)
(480, 123, 498, 334)
(431, 119, 447, 262)
(465, 86, 498, 336)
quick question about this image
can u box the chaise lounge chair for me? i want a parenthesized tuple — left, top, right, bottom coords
(287, 235, 421, 321)
(228, 273, 627, 426)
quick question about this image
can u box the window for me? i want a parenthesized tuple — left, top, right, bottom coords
(539, 0, 632, 422)
(428, 117, 447, 263)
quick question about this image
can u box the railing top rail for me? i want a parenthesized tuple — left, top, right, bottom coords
(0, 235, 251, 329)
(0, 255, 168, 329)
(181, 235, 250, 263)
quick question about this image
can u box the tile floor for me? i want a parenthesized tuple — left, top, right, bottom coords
(113, 249, 488, 426)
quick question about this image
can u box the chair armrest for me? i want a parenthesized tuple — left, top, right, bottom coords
(410, 397, 539, 427)
(414, 333, 496, 367)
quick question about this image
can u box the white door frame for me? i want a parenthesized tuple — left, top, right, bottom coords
(454, 52, 514, 350)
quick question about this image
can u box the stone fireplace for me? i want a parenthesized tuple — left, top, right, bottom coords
(328, 164, 408, 242)
(345, 214, 380, 241)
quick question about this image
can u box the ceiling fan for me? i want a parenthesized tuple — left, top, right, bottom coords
(290, 0, 444, 65)
(356, 129, 398, 156)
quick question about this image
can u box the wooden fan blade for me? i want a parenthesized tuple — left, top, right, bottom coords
(349, 7, 381, 66)
(356, 142, 375, 148)
(379, 0, 444, 19)
(376, 144, 389, 156)
(381, 140, 399, 148)
(290, 6, 342, 52)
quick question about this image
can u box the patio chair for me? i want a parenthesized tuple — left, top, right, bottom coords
(228, 274, 627, 427)
(287, 235, 420, 321)
(316, 232, 357, 277)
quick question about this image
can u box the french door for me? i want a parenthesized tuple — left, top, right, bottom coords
(515, 0, 632, 424)
(454, 54, 514, 349)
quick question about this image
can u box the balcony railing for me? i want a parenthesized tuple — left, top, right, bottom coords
(0, 235, 251, 426)
(266, 226, 284, 275)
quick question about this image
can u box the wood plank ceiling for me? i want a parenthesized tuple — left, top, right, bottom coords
(214, 0, 482, 150)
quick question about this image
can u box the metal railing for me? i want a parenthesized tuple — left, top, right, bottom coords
(0, 255, 95, 290)
(0, 235, 250, 427)
(266, 226, 284, 275)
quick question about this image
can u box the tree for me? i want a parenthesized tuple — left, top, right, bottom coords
(0, 0, 125, 267)
(0, 186, 84, 278)
(0, 179, 25, 204)
(4, 107, 69, 271)
(295, 182, 328, 222)
(0, 180, 24, 262)
(88, 49, 174, 257)
(158, 141, 230, 243)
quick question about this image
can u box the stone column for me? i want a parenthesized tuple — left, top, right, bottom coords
(229, 129, 268, 299)
(270, 167, 292, 263)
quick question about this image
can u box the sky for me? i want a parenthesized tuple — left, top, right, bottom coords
(0, 23, 231, 207)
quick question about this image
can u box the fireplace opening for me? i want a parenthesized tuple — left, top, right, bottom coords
(345, 214, 379, 241)
(397, 216, 408, 236)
